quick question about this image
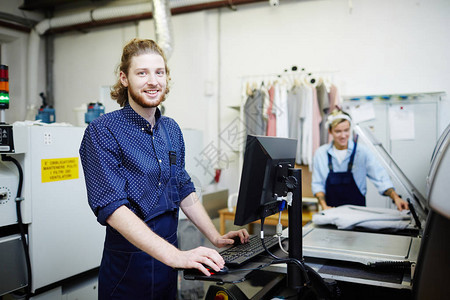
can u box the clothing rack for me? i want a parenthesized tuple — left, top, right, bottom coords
(238, 67, 341, 168)
(240, 66, 338, 86)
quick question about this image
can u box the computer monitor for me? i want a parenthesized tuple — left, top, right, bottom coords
(234, 134, 297, 226)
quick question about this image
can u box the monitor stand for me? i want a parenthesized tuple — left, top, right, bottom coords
(284, 168, 340, 299)
(287, 167, 305, 290)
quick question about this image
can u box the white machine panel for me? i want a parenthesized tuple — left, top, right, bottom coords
(10, 125, 104, 292)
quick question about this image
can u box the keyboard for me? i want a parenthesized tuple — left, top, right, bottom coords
(220, 235, 284, 266)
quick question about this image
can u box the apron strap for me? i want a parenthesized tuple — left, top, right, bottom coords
(160, 121, 177, 178)
(347, 136, 359, 172)
(327, 152, 334, 172)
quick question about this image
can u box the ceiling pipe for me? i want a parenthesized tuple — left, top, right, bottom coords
(24, 0, 266, 116)
(28, 2, 153, 112)
(151, 0, 174, 59)
(0, 11, 37, 33)
(0, 20, 31, 33)
(35, 0, 266, 35)
(34, 2, 153, 35)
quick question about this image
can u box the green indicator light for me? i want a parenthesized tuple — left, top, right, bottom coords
(0, 94, 9, 101)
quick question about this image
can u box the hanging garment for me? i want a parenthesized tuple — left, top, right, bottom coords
(302, 84, 314, 166)
(266, 84, 277, 136)
(327, 84, 341, 143)
(325, 141, 365, 207)
(244, 89, 267, 136)
(275, 82, 289, 138)
(311, 86, 322, 158)
(287, 85, 303, 164)
(98, 123, 181, 300)
(261, 84, 270, 124)
(316, 82, 330, 145)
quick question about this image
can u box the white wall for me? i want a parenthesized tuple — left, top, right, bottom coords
(2, 0, 450, 195)
(217, 0, 450, 193)
(0, 0, 45, 123)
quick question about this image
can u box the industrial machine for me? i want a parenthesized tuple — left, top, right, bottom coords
(196, 123, 450, 299)
(0, 124, 105, 298)
(0, 68, 104, 298)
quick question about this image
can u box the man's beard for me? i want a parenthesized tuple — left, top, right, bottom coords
(129, 87, 166, 108)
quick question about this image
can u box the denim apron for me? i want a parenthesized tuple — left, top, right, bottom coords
(325, 141, 365, 207)
(98, 123, 181, 300)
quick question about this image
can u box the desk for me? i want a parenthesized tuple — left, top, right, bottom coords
(218, 207, 316, 235)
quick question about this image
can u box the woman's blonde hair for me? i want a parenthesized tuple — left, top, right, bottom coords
(110, 39, 171, 107)
(327, 109, 352, 131)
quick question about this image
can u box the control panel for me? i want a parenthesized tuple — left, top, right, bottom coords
(0, 125, 15, 153)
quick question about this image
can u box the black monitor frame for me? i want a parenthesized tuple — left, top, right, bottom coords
(233, 134, 305, 289)
(234, 135, 297, 226)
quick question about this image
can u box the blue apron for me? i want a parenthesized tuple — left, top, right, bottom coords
(98, 123, 181, 300)
(325, 141, 365, 207)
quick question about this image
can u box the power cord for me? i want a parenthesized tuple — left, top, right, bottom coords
(260, 216, 310, 285)
(276, 211, 289, 255)
(262, 214, 341, 299)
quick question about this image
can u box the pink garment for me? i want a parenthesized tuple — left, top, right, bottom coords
(312, 88, 322, 156)
(329, 84, 341, 112)
(266, 85, 277, 136)
(328, 84, 341, 142)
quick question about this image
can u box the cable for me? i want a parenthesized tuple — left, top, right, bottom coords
(260, 216, 310, 285)
(1, 154, 32, 299)
(260, 214, 340, 299)
(276, 211, 289, 255)
(278, 235, 288, 255)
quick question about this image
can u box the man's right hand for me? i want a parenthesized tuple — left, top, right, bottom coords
(174, 246, 225, 276)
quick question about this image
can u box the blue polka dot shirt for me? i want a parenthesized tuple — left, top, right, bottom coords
(79, 104, 195, 226)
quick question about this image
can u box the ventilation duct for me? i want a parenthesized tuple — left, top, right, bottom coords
(25, 0, 265, 113)
(151, 0, 174, 59)
(34, 2, 153, 35)
(34, 1, 174, 58)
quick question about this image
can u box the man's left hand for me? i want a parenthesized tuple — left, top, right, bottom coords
(214, 229, 249, 248)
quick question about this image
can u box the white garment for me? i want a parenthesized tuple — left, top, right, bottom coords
(312, 205, 411, 231)
(275, 82, 289, 138)
(301, 84, 314, 166)
(261, 85, 270, 121)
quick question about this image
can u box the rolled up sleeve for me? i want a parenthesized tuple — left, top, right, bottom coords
(79, 122, 129, 225)
(311, 146, 329, 196)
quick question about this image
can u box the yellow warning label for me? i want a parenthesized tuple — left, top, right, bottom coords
(41, 157, 79, 183)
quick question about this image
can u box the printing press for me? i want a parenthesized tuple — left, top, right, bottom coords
(264, 124, 450, 299)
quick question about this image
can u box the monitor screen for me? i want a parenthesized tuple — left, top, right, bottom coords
(234, 134, 297, 226)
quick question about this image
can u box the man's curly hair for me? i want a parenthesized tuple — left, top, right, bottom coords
(110, 39, 171, 107)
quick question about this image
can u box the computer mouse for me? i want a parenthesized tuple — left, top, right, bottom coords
(216, 266, 229, 275)
(203, 265, 229, 275)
